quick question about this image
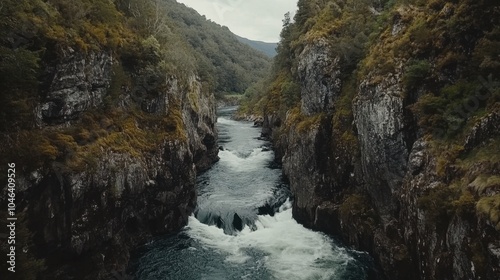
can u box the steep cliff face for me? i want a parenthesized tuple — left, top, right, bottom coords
(37, 49, 113, 124)
(354, 71, 408, 215)
(280, 117, 334, 226)
(182, 75, 219, 172)
(298, 39, 341, 116)
(23, 141, 197, 279)
(1, 48, 218, 279)
(267, 59, 500, 280)
(258, 1, 500, 279)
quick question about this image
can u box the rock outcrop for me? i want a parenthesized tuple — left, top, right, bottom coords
(353, 70, 408, 215)
(4, 49, 219, 279)
(263, 28, 500, 280)
(37, 48, 113, 124)
(22, 140, 197, 279)
(298, 39, 341, 116)
(182, 75, 219, 172)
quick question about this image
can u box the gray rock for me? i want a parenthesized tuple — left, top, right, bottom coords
(263, 32, 500, 279)
(464, 109, 500, 152)
(38, 50, 112, 124)
(298, 39, 342, 116)
(181, 75, 219, 172)
(354, 74, 407, 213)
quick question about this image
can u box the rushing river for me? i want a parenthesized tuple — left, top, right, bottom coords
(129, 107, 379, 280)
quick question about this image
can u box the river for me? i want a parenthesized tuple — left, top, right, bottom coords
(129, 107, 379, 280)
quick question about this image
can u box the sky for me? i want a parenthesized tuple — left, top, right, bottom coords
(176, 0, 298, 43)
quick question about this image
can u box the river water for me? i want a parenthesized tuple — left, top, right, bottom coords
(129, 107, 378, 280)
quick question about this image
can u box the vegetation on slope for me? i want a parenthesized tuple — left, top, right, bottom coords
(0, 0, 271, 167)
(0, 1, 270, 276)
(0, 0, 191, 167)
(235, 35, 278, 57)
(164, 0, 271, 94)
(241, 0, 500, 252)
(0, 0, 269, 131)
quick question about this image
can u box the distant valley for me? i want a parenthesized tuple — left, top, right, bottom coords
(235, 35, 278, 57)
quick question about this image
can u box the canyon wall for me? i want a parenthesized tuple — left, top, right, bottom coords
(1, 48, 218, 279)
(259, 1, 500, 279)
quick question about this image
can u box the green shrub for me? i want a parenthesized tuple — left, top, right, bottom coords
(403, 59, 431, 90)
(403, 60, 431, 90)
(435, 143, 464, 177)
(280, 80, 301, 108)
(418, 185, 459, 226)
(409, 93, 447, 134)
(473, 28, 500, 74)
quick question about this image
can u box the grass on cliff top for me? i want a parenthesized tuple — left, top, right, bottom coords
(4, 103, 186, 174)
(361, 0, 500, 85)
(2, 0, 138, 52)
(358, 2, 434, 78)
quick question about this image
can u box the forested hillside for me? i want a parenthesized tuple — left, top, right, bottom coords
(0, 0, 269, 130)
(0, 0, 271, 164)
(164, 0, 271, 94)
(241, 0, 500, 279)
(235, 35, 278, 57)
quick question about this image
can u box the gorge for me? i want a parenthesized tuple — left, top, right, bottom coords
(0, 0, 268, 278)
(129, 107, 378, 279)
(1, 0, 499, 280)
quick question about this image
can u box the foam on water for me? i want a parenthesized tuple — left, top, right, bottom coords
(186, 200, 356, 280)
(218, 148, 273, 172)
(217, 117, 240, 125)
(129, 108, 376, 280)
(196, 147, 277, 210)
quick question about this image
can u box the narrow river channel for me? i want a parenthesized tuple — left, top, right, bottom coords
(129, 107, 378, 280)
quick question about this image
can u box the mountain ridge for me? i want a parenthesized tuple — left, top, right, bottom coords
(234, 34, 278, 57)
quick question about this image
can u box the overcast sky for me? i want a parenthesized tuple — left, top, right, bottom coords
(176, 0, 298, 43)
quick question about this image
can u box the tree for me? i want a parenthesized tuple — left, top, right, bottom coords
(295, 0, 311, 28)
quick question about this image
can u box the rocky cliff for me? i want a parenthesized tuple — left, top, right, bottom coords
(257, 0, 500, 279)
(0, 0, 279, 278)
(0, 47, 218, 279)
